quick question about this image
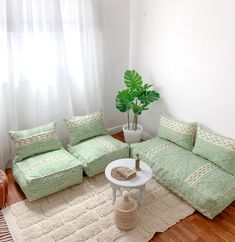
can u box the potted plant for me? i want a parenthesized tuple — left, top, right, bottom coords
(115, 70, 160, 144)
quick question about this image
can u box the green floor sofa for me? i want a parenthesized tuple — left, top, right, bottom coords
(13, 148, 83, 201)
(9, 122, 84, 201)
(131, 114, 235, 219)
(9, 111, 129, 201)
(68, 135, 129, 177)
(64, 111, 129, 177)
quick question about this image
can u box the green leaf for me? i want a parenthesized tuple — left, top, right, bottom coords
(142, 83, 153, 91)
(116, 69, 160, 119)
(115, 89, 134, 112)
(124, 70, 143, 89)
(134, 83, 153, 97)
(138, 90, 160, 106)
(131, 103, 142, 115)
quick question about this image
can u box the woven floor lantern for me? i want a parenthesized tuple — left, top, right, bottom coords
(115, 191, 138, 231)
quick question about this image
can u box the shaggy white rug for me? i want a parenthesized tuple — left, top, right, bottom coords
(2, 173, 195, 242)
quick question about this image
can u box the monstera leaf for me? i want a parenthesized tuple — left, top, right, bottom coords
(115, 89, 134, 112)
(124, 70, 142, 90)
(138, 90, 160, 106)
(134, 83, 153, 97)
(131, 102, 148, 115)
(131, 103, 142, 115)
(142, 83, 153, 92)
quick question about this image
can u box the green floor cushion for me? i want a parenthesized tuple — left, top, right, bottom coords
(64, 110, 108, 145)
(131, 136, 235, 219)
(68, 135, 129, 177)
(9, 122, 61, 162)
(13, 148, 83, 201)
(193, 126, 235, 175)
(158, 114, 197, 151)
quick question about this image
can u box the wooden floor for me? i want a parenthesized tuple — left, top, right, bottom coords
(5, 132, 235, 242)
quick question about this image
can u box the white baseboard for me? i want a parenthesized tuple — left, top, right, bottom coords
(107, 125, 123, 135)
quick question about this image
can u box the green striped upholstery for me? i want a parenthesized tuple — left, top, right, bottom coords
(9, 122, 61, 162)
(68, 135, 129, 177)
(193, 126, 235, 175)
(158, 114, 197, 151)
(64, 111, 108, 146)
(131, 136, 235, 219)
(13, 148, 83, 201)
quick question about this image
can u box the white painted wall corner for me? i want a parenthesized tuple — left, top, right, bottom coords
(142, 131, 153, 141)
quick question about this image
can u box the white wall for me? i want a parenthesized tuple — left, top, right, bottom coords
(101, 0, 130, 131)
(129, 0, 235, 139)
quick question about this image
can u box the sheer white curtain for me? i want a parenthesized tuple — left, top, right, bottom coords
(0, 0, 103, 170)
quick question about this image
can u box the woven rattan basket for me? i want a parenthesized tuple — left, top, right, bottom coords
(0, 170, 8, 208)
(114, 191, 138, 231)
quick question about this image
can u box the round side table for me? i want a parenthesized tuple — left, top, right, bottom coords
(0, 170, 8, 208)
(105, 158, 152, 206)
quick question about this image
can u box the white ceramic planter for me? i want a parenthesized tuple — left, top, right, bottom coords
(122, 123, 143, 144)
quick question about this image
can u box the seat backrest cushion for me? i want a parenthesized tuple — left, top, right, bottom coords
(158, 114, 197, 151)
(9, 122, 61, 162)
(64, 110, 107, 146)
(193, 125, 235, 176)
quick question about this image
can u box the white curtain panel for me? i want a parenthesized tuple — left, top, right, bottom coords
(0, 0, 104, 170)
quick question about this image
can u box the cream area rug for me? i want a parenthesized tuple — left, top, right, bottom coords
(2, 173, 195, 242)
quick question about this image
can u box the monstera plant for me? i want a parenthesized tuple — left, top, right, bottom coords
(116, 70, 160, 144)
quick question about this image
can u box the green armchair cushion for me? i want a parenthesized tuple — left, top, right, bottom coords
(158, 114, 197, 151)
(68, 135, 129, 177)
(9, 122, 61, 162)
(193, 126, 235, 175)
(13, 148, 83, 201)
(64, 111, 108, 146)
(131, 136, 235, 219)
